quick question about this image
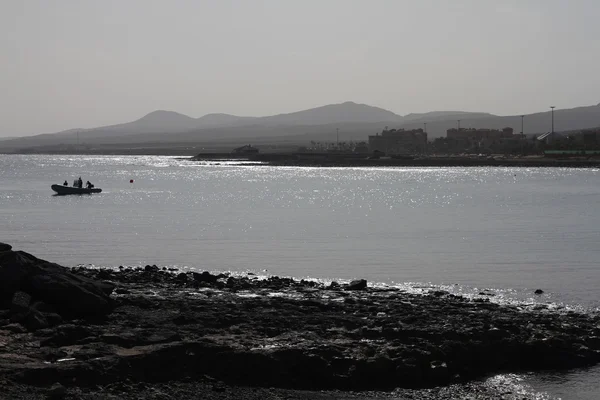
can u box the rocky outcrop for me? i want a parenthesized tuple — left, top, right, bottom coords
(1, 245, 600, 399)
(0, 243, 114, 320)
(346, 279, 367, 290)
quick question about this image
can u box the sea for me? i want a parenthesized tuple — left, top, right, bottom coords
(1, 154, 599, 399)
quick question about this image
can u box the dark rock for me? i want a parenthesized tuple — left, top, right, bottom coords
(100, 330, 181, 348)
(0, 247, 115, 318)
(11, 291, 32, 314)
(115, 288, 131, 295)
(328, 281, 340, 290)
(2, 322, 27, 333)
(534, 289, 544, 295)
(173, 314, 196, 325)
(0, 242, 12, 252)
(145, 265, 159, 273)
(31, 301, 57, 313)
(40, 324, 95, 346)
(47, 382, 67, 399)
(40, 348, 69, 362)
(24, 310, 49, 331)
(176, 273, 188, 282)
(192, 271, 219, 283)
(3, 249, 600, 396)
(346, 279, 367, 291)
(9, 312, 27, 323)
(72, 343, 116, 360)
(96, 269, 112, 279)
(43, 312, 64, 327)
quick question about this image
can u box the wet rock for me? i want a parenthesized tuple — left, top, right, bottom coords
(115, 288, 131, 295)
(534, 289, 544, 295)
(40, 348, 69, 362)
(346, 279, 367, 290)
(0, 242, 12, 252)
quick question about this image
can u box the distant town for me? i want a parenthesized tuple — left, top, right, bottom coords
(232, 125, 600, 159)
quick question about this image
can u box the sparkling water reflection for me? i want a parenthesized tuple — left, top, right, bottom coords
(1, 155, 599, 399)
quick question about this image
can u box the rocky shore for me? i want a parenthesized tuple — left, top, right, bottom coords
(1, 243, 600, 399)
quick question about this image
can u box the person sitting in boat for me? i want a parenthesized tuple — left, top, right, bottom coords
(77, 177, 83, 188)
(86, 181, 94, 189)
(63, 180, 68, 186)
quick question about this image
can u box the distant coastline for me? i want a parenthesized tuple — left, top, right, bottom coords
(3, 150, 600, 168)
(191, 153, 600, 168)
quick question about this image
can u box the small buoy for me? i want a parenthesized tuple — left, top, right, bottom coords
(130, 179, 134, 183)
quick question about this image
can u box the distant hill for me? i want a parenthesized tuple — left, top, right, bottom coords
(1, 102, 599, 152)
(0, 101, 405, 149)
(196, 113, 255, 128)
(254, 101, 402, 126)
(96, 110, 200, 134)
(399, 103, 600, 138)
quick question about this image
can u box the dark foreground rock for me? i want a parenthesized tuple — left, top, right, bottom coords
(0, 244, 114, 318)
(1, 244, 600, 399)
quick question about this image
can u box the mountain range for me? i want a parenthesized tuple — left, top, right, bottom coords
(1, 101, 600, 152)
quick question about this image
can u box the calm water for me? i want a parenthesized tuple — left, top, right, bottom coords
(1, 154, 599, 399)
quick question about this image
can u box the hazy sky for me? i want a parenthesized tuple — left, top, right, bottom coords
(1, 0, 599, 136)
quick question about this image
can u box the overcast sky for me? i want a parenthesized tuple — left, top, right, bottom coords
(1, 0, 599, 137)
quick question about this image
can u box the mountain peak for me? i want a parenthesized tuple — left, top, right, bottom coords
(137, 110, 194, 122)
(261, 101, 402, 125)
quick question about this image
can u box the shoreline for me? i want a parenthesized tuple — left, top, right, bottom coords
(2, 244, 600, 398)
(3, 151, 600, 168)
(191, 153, 600, 168)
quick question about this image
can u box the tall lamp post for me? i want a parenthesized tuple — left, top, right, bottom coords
(520, 115, 525, 135)
(550, 106, 555, 134)
(336, 127, 339, 148)
(457, 120, 461, 130)
(520, 115, 525, 155)
(423, 123, 428, 154)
